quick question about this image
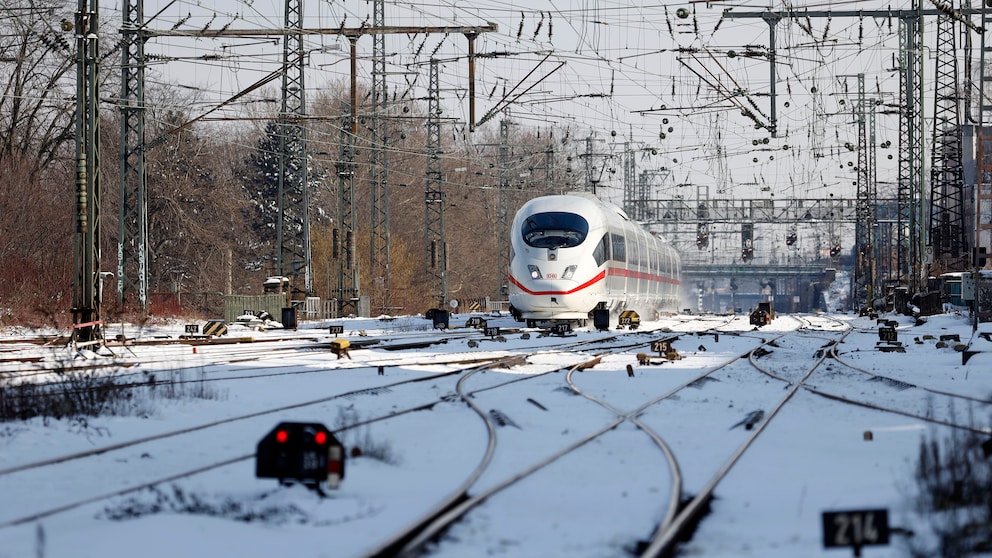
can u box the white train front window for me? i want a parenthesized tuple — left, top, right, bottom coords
(522, 212, 589, 249)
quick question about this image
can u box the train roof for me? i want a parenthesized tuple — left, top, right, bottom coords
(518, 193, 631, 222)
(515, 193, 677, 245)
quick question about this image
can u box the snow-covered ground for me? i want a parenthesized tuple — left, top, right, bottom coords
(0, 311, 990, 557)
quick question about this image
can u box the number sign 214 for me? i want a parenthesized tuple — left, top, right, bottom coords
(822, 508, 889, 549)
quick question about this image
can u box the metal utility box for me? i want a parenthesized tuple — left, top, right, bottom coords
(281, 307, 297, 330)
(432, 309, 450, 329)
(592, 308, 610, 331)
(757, 301, 774, 320)
(750, 309, 770, 327)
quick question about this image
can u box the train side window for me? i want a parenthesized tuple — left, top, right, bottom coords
(611, 233, 626, 263)
(593, 234, 609, 266)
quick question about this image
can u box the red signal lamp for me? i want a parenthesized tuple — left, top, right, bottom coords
(276, 430, 289, 443)
(314, 431, 327, 445)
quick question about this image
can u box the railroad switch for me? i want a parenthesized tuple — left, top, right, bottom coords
(330, 339, 351, 359)
(730, 410, 765, 430)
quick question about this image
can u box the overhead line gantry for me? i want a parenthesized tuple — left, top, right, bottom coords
(720, 3, 982, 297)
(117, 0, 495, 312)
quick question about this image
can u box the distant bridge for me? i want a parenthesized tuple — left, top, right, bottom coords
(681, 262, 840, 313)
(638, 198, 898, 225)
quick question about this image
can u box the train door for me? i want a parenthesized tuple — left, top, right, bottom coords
(646, 236, 657, 298)
(629, 232, 641, 300)
(611, 230, 628, 301)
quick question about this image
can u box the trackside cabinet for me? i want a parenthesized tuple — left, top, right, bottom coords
(256, 422, 345, 489)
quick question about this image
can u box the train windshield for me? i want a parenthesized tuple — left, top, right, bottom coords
(521, 212, 589, 249)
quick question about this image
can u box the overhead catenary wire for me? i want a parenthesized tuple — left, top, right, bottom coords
(10, 0, 924, 210)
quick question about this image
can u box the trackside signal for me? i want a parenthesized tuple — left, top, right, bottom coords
(256, 422, 345, 490)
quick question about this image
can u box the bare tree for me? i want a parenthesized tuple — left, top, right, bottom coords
(0, 0, 81, 174)
(143, 106, 254, 299)
(0, 153, 74, 325)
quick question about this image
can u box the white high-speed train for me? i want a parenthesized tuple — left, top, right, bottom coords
(507, 193, 682, 326)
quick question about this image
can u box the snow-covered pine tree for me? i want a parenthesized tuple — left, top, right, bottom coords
(240, 120, 328, 272)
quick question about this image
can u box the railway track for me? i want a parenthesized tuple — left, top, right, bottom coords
(0, 325, 659, 535)
(370, 328, 772, 557)
(0, 313, 986, 557)
(376, 314, 990, 557)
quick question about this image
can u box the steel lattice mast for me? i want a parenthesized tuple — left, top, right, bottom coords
(544, 142, 556, 193)
(424, 59, 447, 306)
(73, 0, 102, 341)
(979, 0, 992, 271)
(929, 1, 969, 273)
(496, 119, 511, 298)
(847, 73, 878, 310)
(868, 94, 882, 286)
(929, 1, 968, 272)
(335, 97, 359, 315)
(898, 12, 926, 291)
(118, 0, 147, 311)
(369, 0, 390, 313)
(623, 140, 636, 218)
(276, 0, 310, 299)
(583, 136, 596, 194)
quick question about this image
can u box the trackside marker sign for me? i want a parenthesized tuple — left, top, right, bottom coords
(822, 508, 889, 556)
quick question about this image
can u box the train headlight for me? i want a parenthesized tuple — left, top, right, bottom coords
(528, 265, 543, 279)
(562, 265, 577, 280)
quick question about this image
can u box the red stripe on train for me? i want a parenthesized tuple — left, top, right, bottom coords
(509, 270, 607, 296)
(607, 267, 682, 285)
(510, 267, 681, 296)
